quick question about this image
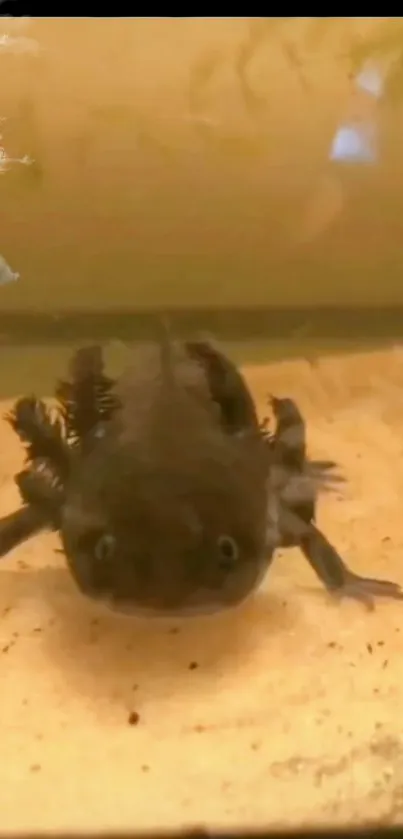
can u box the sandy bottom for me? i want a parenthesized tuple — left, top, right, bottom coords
(2, 346, 403, 833)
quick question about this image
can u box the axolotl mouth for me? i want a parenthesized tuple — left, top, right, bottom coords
(91, 554, 272, 618)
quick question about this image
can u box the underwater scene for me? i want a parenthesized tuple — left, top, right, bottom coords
(2, 16, 403, 834)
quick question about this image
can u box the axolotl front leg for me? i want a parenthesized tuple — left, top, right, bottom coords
(280, 506, 403, 609)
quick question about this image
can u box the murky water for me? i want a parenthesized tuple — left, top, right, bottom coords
(0, 17, 403, 311)
(2, 16, 403, 834)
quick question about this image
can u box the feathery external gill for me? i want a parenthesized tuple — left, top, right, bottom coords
(55, 345, 118, 448)
(5, 396, 69, 478)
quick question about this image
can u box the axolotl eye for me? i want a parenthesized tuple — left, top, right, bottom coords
(94, 533, 116, 562)
(216, 534, 239, 572)
(74, 529, 116, 563)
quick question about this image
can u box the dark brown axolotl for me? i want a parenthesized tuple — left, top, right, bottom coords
(0, 334, 400, 614)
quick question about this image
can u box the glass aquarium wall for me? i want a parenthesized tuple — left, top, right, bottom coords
(1, 17, 403, 316)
